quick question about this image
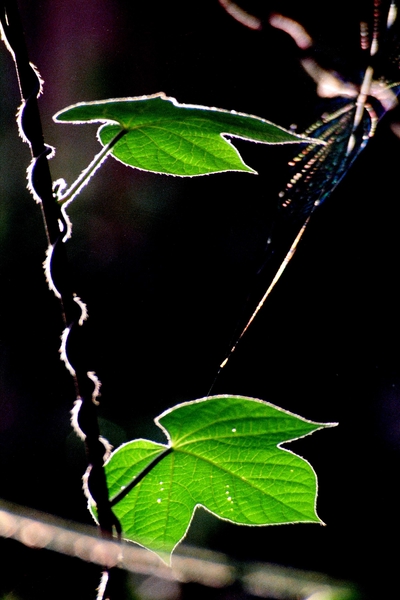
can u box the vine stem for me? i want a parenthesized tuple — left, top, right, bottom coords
(58, 129, 128, 207)
(1, 0, 119, 553)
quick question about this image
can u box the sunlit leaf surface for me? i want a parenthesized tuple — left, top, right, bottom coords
(54, 93, 313, 176)
(95, 395, 333, 561)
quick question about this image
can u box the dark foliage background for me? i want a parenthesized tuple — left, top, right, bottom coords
(1, 0, 400, 598)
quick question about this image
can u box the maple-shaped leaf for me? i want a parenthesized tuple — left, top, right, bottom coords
(54, 93, 316, 176)
(91, 395, 334, 562)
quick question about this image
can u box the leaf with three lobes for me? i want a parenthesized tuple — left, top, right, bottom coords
(53, 93, 319, 176)
(93, 395, 335, 562)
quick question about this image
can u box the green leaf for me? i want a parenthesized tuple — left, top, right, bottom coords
(54, 93, 316, 176)
(94, 395, 334, 562)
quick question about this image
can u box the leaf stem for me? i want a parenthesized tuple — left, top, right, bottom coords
(110, 447, 173, 507)
(57, 128, 128, 206)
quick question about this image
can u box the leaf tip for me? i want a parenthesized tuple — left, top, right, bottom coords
(322, 421, 339, 429)
(241, 164, 258, 175)
(156, 550, 173, 567)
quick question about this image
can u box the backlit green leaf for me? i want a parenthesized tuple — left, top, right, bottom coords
(94, 395, 334, 562)
(54, 93, 315, 176)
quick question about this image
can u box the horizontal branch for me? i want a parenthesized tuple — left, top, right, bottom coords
(0, 499, 356, 598)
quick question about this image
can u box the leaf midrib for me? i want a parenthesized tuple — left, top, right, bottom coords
(170, 414, 314, 447)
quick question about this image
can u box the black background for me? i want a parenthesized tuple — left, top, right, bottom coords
(1, 1, 400, 598)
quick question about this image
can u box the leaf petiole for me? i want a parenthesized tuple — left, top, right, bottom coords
(110, 446, 173, 507)
(57, 128, 128, 207)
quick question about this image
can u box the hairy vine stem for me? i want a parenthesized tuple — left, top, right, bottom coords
(0, 0, 119, 553)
